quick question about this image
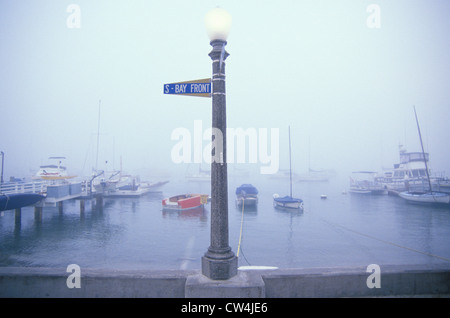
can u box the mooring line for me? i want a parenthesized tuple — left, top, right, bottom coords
(237, 199, 245, 257)
(317, 215, 450, 263)
(236, 199, 251, 266)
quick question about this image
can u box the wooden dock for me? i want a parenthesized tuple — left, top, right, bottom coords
(0, 180, 104, 222)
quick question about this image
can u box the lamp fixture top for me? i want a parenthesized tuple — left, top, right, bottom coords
(205, 7, 232, 41)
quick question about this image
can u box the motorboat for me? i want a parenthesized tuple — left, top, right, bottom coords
(33, 157, 76, 180)
(397, 106, 450, 206)
(103, 178, 169, 198)
(235, 184, 258, 207)
(379, 145, 435, 195)
(91, 170, 123, 195)
(349, 171, 386, 194)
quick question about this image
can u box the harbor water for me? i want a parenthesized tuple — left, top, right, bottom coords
(1, 175, 450, 271)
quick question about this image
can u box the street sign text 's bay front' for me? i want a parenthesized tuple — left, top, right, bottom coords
(164, 78, 211, 97)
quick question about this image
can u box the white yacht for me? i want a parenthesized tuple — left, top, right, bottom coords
(33, 157, 75, 180)
(379, 145, 433, 194)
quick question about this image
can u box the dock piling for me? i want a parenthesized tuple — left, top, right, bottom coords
(80, 200, 85, 214)
(34, 206, 42, 223)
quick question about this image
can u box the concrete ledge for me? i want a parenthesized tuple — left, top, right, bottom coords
(261, 264, 450, 298)
(0, 267, 195, 298)
(0, 264, 449, 298)
(185, 271, 265, 298)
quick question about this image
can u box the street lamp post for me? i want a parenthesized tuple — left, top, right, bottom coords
(201, 8, 237, 280)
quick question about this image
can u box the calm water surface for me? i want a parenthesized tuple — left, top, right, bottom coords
(1, 175, 450, 270)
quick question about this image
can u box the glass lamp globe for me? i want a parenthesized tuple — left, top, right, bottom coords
(205, 7, 232, 41)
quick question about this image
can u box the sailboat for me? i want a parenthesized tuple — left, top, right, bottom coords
(186, 164, 211, 182)
(398, 106, 450, 205)
(297, 137, 330, 182)
(273, 126, 304, 209)
(90, 100, 124, 194)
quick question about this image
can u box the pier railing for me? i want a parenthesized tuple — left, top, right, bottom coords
(0, 181, 47, 195)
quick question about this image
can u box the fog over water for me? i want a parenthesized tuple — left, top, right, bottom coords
(1, 0, 449, 182)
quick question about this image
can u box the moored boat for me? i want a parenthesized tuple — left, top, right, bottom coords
(186, 165, 211, 182)
(273, 194, 304, 209)
(397, 107, 450, 206)
(0, 193, 45, 211)
(379, 145, 435, 195)
(398, 191, 450, 205)
(349, 171, 386, 195)
(235, 184, 258, 207)
(162, 194, 208, 211)
(273, 126, 303, 210)
(33, 157, 76, 180)
(297, 171, 330, 182)
(103, 178, 169, 198)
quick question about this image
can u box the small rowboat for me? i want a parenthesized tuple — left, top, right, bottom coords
(162, 194, 208, 211)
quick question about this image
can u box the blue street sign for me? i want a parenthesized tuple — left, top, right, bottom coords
(163, 78, 211, 97)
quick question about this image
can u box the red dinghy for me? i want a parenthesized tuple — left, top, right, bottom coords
(162, 194, 208, 211)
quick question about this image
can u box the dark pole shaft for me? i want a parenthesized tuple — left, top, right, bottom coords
(211, 42, 229, 250)
(201, 39, 237, 280)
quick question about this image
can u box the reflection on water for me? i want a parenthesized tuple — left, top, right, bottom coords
(162, 206, 209, 221)
(1, 176, 450, 270)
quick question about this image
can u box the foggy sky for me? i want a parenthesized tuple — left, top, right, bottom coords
(1, 0, 449, 181)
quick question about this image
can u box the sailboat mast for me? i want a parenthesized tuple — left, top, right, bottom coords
(289, 126, 292, 197)
(413, 106, 432, 193)
(95, 100, 101, 171)
(308, 136, 311, 174)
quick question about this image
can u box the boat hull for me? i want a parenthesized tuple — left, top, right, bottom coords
(235, 184, 259, 207)
(349, 188, 386, 195)
(0, 193, 45, 211)
(236, 196, 258, 207)
(273, 200, 303, 209)
(104, 187, 152, 198)
(273, 196, 303, 209)
(399, 191, 450, 204)
(162, 194, 207, 211)
(349, 189, 372, 194)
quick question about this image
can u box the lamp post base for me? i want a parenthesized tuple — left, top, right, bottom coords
(202, 251, 238, 280)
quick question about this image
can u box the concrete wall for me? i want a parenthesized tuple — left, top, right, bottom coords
(1, 264, 449, 298)
(261, 264, 450, 297)
(0, 268, 195, 298)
